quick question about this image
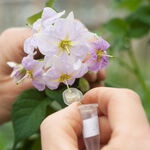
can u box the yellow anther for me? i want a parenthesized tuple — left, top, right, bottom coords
(59, 39, 72, 55)
(96, 49, 105, 61)
(27, 70, 33, 78)
(58, 73, 72, 82)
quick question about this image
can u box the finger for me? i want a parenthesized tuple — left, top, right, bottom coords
(41, 102, 81, 150)
(82, 87, 150, 136)
(1, 27, 32, 60)
(84, 70, 106, 84)
(97, 69, 106, 81)
(84, 71, 97, 83)
(41, 101, 111, 150)
(0, 77, 32, 103)
(0, 27, 32, 75)
(90, 82, 104, 88)
(0, 78, 32, 123)
(100, 116, 111, 144)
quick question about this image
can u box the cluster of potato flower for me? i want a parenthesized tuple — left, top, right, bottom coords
(8, 8, 110, 91)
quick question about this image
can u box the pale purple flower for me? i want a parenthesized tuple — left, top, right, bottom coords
(44, 56, 88, 90)
(22, 56, 45, 91)
(24, 36, 38, 55)
(33, 7, 65, 32)
(25, 8, 65, 55)
(8, 7, 111, 91)
(87, 37, 110, 72)
(36, 12, 93, 61)
(7, 62, 27, 84)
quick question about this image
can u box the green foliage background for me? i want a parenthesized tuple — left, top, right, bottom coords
(0, 0, 150, 150)
(104, 0, 150, 118)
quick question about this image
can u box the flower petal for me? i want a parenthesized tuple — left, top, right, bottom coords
(32, 79, 45, 91)
(46, 80, 60, 90)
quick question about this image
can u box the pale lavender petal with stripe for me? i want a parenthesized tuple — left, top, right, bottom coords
(22, 55, 45, 91)
(87, 37, 110, 72)
(44, 56, 88, 90)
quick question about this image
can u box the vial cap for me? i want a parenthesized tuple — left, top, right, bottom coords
(63, 88, 83, 105)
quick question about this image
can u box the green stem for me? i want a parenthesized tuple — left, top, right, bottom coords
(65, 80, 71, 93)
(127, 48, 150, 100)
(116, 57, 134, 73)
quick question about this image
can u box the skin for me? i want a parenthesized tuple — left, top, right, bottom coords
(0, 28, 32, 124)
(0, 27, 105, 124)
(41, 88, 150, 150)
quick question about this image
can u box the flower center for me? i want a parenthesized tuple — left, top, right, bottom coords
(59, 40, 72, 55)
(96, 49, 104, 61)
(20, 68, 27, 74)
(58, 73, 72, 82)
(27, 70, 33, 78)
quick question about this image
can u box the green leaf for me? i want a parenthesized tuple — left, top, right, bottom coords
(137, 6, 150, 25)
(45, 86, 67, 108)
(104, 18, 129, 35)
(78, 78, 90, 93)
(105, 82, 117, 87)
(129, 5, 150, 25)
(45, 0, 55, 7)
(27, 0, 56, 25)
(123, 5, 150, 38)
(27, 11, 42, 26)
(30, 137, 41, 150)
(12, 89, 50, 145)
(16, 88, 46, 100)
(109, 35, 130, 52)
(113, 0, 142, 11)
(127, 18, 150, 38)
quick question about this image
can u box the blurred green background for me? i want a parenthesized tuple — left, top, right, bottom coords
(0, 0, 150, 149)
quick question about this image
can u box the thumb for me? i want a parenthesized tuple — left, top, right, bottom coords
(40, 102, 82, 150)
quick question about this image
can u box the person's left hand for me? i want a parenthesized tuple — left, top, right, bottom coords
(0, 28, 32, 124)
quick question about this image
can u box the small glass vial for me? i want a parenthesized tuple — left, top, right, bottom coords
(79, 104, 100, 150)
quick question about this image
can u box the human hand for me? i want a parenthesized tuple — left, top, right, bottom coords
(0, 28, 32, 124)
(40, 87, 150, 150)
(0, 27, 105, 124)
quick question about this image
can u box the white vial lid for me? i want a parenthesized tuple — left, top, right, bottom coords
(79, 104, 99, 119)
(79, 104, 98, 110)
(63, 88, 83, 105)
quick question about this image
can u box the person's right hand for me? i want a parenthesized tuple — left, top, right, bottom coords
(41, 87, 150, 150)
(83, 88, 150, 150)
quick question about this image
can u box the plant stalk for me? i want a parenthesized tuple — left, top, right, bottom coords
(127, 48, 150, 100)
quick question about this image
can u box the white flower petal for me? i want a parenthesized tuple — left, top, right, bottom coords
(7, 62, 17, 68)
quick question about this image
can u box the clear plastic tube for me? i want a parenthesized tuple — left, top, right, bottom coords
(62, 88, 100, 150)
(79, 104, 100, 150)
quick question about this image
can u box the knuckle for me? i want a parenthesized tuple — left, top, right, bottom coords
(1, 28, 18, 36)
(121, 88, 140, 99)
(1, 27, 30, 38)
(89, 87, 107, 94)
(40, 114, 55, 131)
